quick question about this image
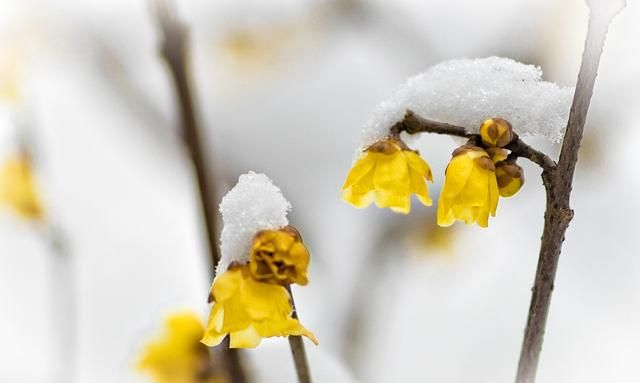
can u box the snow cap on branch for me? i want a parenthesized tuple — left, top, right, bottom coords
(217, 171, 291, 276)
(361, 57, 574, 148)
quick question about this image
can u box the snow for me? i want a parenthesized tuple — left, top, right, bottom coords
(361, 57, 574, 148)
(217, 171, 291, 276)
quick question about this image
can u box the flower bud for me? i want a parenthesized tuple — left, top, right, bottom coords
(249, 227, 310, 286)
(479, 118, 513, 148)
(495, 162, 524, 197)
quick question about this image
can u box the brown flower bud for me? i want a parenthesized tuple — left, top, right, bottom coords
(495, 162, 524, 197)
(479, 118, 514, 148)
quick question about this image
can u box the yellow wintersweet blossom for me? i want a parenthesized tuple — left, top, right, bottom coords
(250, 227, 310, 286)
(342, 138, 433, 214)
(495, 162, 525, 197)
(138, 312, 225, 383)
(202, 265, 318, 349)
(0, 154, 44, 220)
(437, 145, 499, 228)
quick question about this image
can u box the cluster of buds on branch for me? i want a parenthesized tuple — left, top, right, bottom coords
(342, 116, 525, 228)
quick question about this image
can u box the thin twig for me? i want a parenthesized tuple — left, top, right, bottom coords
(286, 285, 313, 383)
(153, 0, 220, 271)
(152, 2, 247, 382)
(42, 222, 77, 383)
(391, 110, 557, 172)
(515, 4, 617, 382)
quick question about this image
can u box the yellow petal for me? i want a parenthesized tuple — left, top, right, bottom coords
(373, 151, 410, 195)
(441, 154, 474, 198)
(459, 167, 490, 208)
(341, 152, 376, 190)
(437, 194, 455, 227)
(374, 191, 410, 214)
(230, 326, 262, 348)
(408, 165, 432, 207)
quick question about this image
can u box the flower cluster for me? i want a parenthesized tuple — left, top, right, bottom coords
(202, 226, 317, 349)
(342, 117, 524, 228)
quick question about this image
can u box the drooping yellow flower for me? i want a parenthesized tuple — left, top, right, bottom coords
(202, 265, 318, 349)
(0, 154, 44, 220)
(138, 312, 225, 383)
(341, 138, 433, 214)
(495, 162, 525, 197)
(437, 145, 499, 228)
(249, 227, 310, 286)
(479, 118, 513, 148)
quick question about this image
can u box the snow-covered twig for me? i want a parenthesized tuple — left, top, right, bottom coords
(390, 110, 556, 172)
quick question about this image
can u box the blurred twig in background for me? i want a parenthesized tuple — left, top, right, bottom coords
(151, 2, 247, 382)
(42, 221, 76, 383)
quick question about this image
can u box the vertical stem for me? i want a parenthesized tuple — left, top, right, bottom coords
(44, 223, 77, 383)
(515, 172, 571, 383)
(153, 3, 247, 382)
(515, 6, 614, 382)
(286, 285, 313, 383)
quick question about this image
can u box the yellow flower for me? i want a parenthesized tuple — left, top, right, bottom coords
(0, 154, 44, 220)
(138, 312, 224, 383)
(437, 145, 499, 228)
(202, 265, 318, 349)
(479, 118, 513, 148)
(341, 138, 433, 214)
(495, 162, 525, 197)
(249, 227, 310, 286)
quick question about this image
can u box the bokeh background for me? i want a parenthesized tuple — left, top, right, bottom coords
(1, 0, 639, 382)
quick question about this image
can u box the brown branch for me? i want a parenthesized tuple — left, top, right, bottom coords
(286, 285, 313, 383)
(391, 110, 557, 172)
(152, 2, 247, 382)
(153, 1, 220, 271)
(515, 6, 615, 382)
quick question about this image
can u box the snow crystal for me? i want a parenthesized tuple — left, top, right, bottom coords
(216, 171, 291, 276)
(361, 57, 574, 148)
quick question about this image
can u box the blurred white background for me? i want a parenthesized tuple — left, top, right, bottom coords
(1, 0, 639, 382)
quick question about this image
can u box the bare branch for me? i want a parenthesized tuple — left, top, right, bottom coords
(515, 3, 620, 382)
